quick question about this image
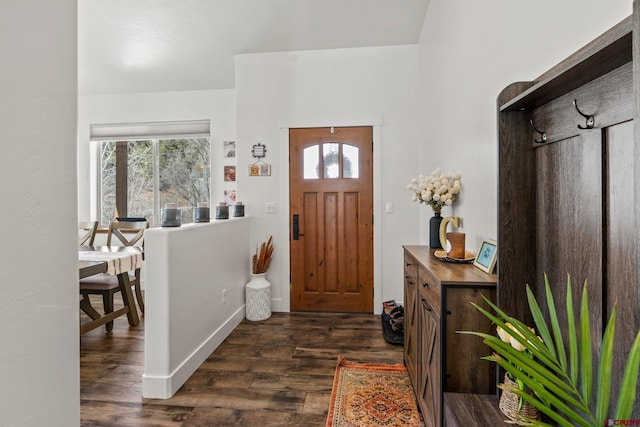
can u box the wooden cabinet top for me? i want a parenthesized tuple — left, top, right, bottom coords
(403, 245, 496, 286)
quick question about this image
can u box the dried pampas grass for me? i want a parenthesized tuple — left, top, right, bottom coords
(252, 236, 274, 274)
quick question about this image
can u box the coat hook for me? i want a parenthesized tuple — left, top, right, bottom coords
(530, 119, 547, 144)
(573, 99, 594, 129)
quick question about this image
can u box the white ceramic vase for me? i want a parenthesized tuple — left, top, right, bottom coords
(245, 273, 272, 321)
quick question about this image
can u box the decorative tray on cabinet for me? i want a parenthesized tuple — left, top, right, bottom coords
(434, 250, 475, 263)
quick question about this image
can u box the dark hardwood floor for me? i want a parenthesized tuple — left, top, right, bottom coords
(80, 296, 404, 426)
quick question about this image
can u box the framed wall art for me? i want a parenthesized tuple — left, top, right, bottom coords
(251, 142, 267, 158)
(224, 166, 236, 182)
(249, 160, 271, 176)
(223, 141, 236, 158)
(224, 189, 237, 205)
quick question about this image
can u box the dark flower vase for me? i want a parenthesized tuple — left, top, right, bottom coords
(429, 212, 443, 248)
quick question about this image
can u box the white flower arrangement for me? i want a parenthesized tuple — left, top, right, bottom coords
(407, 168, 462, 214)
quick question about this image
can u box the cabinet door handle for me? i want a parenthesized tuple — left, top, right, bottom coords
(421, 298, 432, 312)
(406, 262, 412, 267)
(422, 282, 429, 288)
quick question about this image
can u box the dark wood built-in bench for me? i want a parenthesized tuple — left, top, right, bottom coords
(443, 393, 510, 427)
(497, 10, 640, 419)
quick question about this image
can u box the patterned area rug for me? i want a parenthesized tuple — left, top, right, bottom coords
(326, 356, 424, 426)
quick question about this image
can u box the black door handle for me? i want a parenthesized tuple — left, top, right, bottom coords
(293, 214, 300, 240)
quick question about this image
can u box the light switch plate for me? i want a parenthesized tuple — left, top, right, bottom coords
(265, 202, 277, 214)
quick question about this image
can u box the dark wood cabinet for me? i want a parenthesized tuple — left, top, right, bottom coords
(403, 250, 419, 386)
(403, 245, 497, 427)
(417, 290, 440, 427)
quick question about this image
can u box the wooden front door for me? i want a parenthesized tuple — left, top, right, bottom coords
(289, 126, 373, 312)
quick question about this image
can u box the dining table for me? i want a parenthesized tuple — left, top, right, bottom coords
(78, 245, 143, 334)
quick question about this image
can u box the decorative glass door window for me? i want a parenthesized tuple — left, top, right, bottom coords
(302, 142, 359, 180)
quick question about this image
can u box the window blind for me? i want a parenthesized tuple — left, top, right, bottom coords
(89, 120, 210, 141)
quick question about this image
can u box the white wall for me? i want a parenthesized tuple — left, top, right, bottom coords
(0, 2, 79, 426)
(235, 45, 423, 311)
(417, 0, 632, 252)
(143, 218, 249, 398)
(77, 89, 236, 222)
(233, 1, 632, 311)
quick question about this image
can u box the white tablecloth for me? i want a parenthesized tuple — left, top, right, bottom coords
(78, 250, 143, 275)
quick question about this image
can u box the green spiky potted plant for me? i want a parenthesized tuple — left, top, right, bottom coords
(463, 275, 640, 426)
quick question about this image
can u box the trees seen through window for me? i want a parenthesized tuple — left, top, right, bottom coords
(100, 138, 210, 225)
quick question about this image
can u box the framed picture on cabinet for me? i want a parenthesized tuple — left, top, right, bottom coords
(473, 239, 497, 274)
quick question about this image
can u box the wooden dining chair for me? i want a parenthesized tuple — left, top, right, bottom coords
(78, 221, 98, 246)
(107, 220, 147, 247)
(79, 220, 149, 331)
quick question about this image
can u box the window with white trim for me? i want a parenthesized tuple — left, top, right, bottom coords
(91, 121, 211, 226)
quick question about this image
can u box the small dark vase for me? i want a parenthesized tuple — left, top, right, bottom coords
(429, 212, 443, 249)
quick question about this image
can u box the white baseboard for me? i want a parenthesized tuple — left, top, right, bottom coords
(270, 297, 288, 313)
(142, 305, 246, 399)
(270, 298, 390, 314)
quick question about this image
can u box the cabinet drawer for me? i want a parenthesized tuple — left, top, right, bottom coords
(404, 252, 418, 280)
(418, 264, 441, 314)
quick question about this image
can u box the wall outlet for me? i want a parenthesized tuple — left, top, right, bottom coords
(221, 289, 227, 304)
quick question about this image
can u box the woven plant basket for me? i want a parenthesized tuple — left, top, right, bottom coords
(499, 373, 542, 423)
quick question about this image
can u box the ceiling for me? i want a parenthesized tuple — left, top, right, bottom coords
(78, 0, 430, 95)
